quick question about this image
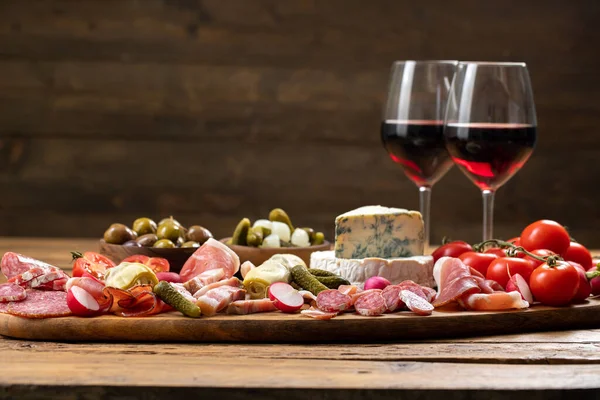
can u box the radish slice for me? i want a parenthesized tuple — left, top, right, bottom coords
(67, 286, 101, 317)
(268, 282, 304, 313)
(505, 273, 533, 304)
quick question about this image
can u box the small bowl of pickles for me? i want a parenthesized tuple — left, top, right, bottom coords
(220, 208, 331, 267)
(99, 217, 213, 272)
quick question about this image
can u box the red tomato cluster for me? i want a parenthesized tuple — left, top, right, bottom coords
(434, 219, 596, 307)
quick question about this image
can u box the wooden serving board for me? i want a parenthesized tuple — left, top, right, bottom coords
(2, 298, 600, 342)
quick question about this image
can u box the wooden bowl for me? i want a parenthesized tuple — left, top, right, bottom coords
(98, 240, 197, 273)
(219, 237, 331, 266)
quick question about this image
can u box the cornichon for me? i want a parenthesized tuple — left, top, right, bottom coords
(231, 218, 251, 245)
(246, 226, 264, 247)
(308, 268, 337, 277)
(313, 232, 325, 245)
(153, 281, 201, 318)
(314, 275, 351, 289)
(290, 265, 328, 295)
(268, 208, 294, 231)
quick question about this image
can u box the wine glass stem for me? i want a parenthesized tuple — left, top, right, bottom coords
(419, 186, 432, 253)
(482, 189, 495, 241)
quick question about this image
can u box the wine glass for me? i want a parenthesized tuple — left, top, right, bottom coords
(381, 60, 457, 251)
(443, 62, 537, 241)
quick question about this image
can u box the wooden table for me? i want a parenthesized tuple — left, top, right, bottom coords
(1, 238, 600, 400)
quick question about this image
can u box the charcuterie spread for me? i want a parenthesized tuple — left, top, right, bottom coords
(0, 207, 599, 342)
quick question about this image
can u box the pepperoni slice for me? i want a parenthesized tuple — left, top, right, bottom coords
(381, 285, 404, 312)
(354, 291, 386, 316)
(400, 290, 434, 316)
(0, 283, 26, 302)
(6, 290, 71, 318)
(316, 289, 352, 313)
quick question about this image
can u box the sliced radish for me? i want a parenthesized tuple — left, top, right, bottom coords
(268, 282, 304, 313)
(505, 273, 533, 304)
(156, 272, 182, 283)
(67, 286, 101, 317)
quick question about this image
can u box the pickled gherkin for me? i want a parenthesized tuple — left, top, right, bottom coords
(290, 265, 328, 295)
(314, 275, 351, 289)
(153, 281, 201, 318)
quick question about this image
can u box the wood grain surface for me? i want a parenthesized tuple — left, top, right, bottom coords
(2, 298, 600, 343)
(0, 0, 598, 247)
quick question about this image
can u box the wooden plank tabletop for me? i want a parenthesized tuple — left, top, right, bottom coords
(1, 238, 600, 400)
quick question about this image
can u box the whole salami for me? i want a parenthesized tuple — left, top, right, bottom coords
(316, 289, 352, 313)
(0, 283, 27, 302)
(1, 252, 58, 280)
(354, 291, 386, 316)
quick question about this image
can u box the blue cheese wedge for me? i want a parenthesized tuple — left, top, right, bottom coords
(334, 206, 424, 259)
(310, 250, 435, 288)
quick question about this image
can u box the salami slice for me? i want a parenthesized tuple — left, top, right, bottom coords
(420, 286, 437, 303)
(6, 290, 71, 318)
(0, 283, 27, 302)
(400, 289, 434, 316)
(397, 280, 428, 300)
(354, 291, 386, 316)
(316, 289, 352, 313)
(381, 285, 405, 312)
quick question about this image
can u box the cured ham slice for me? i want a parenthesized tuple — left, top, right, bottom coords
(183, 268, 226, 294)
(240, 261, 256, 279)
(226, 298, 277, 314)
(461, 291, 529, 311)
(298, 290, 317, 302)
(433, 257, 481, 307)
(179, 238, 240, 282)
(193, 277, 241, 298)
(196, 286, 246, 316)
(103, 285, 168, 317)
(300, 306, 338, 320)
(338, 285, 359, 296)
(170, 283, 196, 303)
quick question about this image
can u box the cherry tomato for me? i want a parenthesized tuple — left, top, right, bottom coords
(507, 237, 521, 246)
(563, 242, 593, 271)
(459, 252, 498, 276)
(432, 241, 472, 262)
(520, 220, 570, 255)
(529, 261, 579, 306)
(72, 252, 116, 279)
(486, 257, 535, 289)
(524, 249, 555, 269)
(484, 248, 507, 257)
(568, 262, 591, 303)
(122, 255, 170, 273)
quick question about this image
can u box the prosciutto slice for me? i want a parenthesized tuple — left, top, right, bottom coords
(433, 257, 481, 307)
(300, 306, 338, 320)
(196, 286, 246, 316)
(193, 277, 241, 298)
(179, 238, 240, 282)
(461, 291, 529, 311)
(226, 299, 277, 314)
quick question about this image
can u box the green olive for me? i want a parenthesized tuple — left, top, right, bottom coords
(156, 220, 183, 242)
(103, 223, 137, 245)
(231, 218, 251, 245)
(136, 233, 158, 247)
(246, 226, 264, 247)
(301, 227, 316, 243)
(268, 208, 294, 231)
(153, 239, 176, 248)
(187, 225, 213, 244)
(132, 217, 157, 236)
(158, 217, 182, 227)
(181, 241, 200, 248)
(313, 232, 325, 245)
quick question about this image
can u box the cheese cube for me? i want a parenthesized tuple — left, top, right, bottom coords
(334, 205, 424, 259)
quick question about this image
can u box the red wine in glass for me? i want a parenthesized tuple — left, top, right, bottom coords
(444, 123, 536, 191)
(381, 119, 453, 187)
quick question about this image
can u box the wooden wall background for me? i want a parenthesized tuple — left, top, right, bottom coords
(0, 0, 598, 246)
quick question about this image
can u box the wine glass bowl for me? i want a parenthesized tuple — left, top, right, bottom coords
(443, 62, 537, 241)
(381, 60, 458, 250)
